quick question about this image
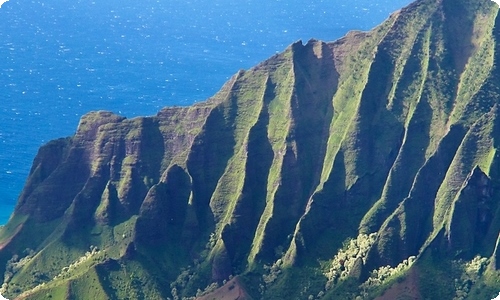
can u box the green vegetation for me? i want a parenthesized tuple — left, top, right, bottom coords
(1, 0, 500, 299)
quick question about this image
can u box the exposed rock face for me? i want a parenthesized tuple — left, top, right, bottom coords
(2, 0, 500, 299)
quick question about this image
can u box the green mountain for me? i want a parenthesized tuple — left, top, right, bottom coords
(2, 0, 500, 298)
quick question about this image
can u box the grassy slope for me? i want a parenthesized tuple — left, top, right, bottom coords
(1, 0, 500, 299)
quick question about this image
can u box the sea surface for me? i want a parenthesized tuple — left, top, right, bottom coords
(0, 0, 412, 224)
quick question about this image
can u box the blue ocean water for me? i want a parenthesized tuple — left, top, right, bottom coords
(0, 0, 413, 224)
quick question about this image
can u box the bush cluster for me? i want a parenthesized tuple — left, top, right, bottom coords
(262, 258, 284, 286)
(170, 267, 195, 300)
(452, 255, 488, 300)
(358, 255, 415, 297)
(324, 233, 377, 290)
(1, 248, 35, 294)
(52, 245, 102, 281)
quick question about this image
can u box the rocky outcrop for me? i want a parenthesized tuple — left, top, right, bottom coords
(1, 0, 500, 299)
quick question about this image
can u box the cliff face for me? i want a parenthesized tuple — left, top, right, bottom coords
(2, 0, 500, 299)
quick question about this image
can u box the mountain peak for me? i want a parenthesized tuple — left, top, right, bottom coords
(2, 0, 500, 299)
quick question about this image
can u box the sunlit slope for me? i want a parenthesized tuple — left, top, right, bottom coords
(1, 0, 500, 299)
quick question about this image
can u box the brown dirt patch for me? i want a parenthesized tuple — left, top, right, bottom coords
(196, 277, 252, 300)
(0, 223, 23, 251)
(375, 267, 422, 300)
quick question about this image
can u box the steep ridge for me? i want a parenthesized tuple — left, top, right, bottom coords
(1, 0, 500, 299)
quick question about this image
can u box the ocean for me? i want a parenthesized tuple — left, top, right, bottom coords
(0, 0, 412, 224)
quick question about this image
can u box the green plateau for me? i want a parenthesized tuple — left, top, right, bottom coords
(2, 0, 500, 298)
